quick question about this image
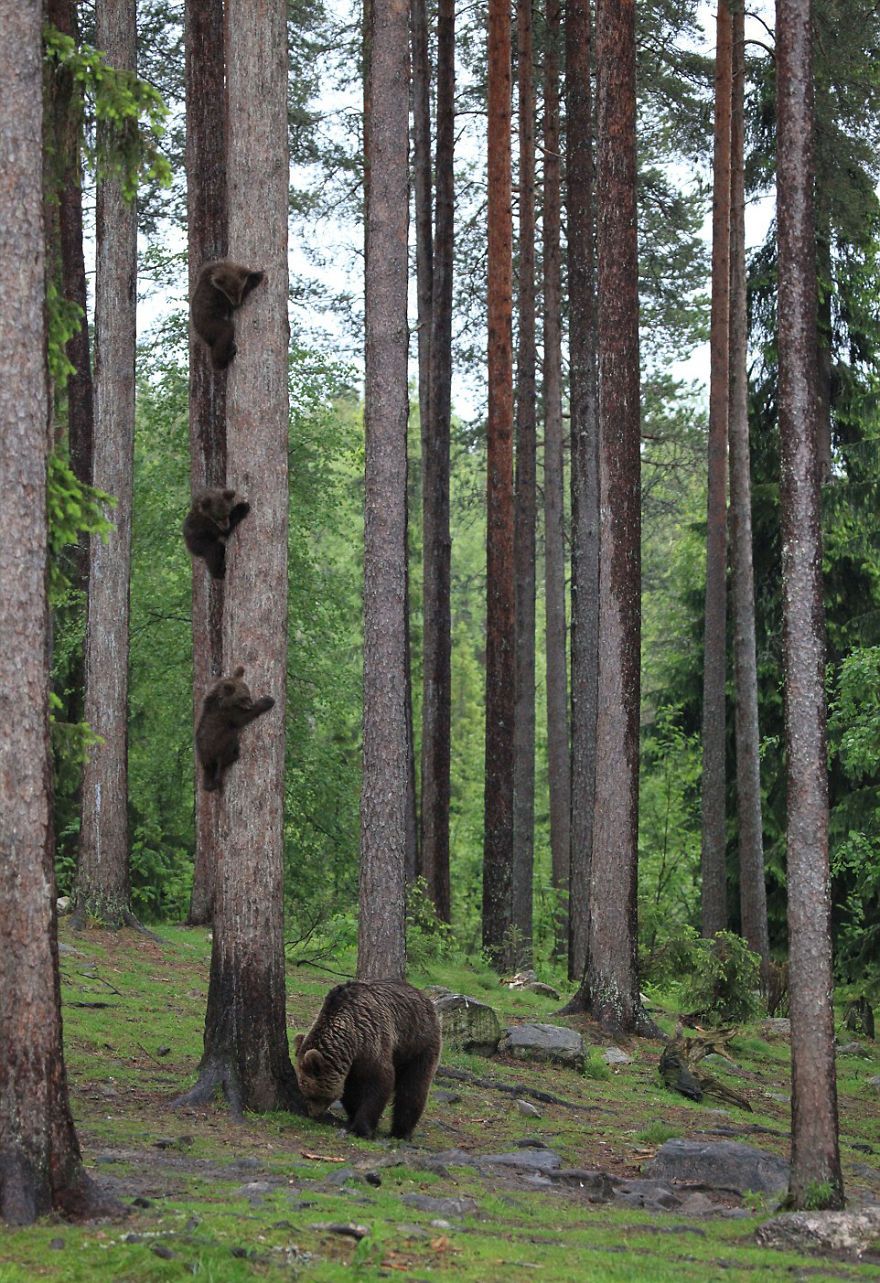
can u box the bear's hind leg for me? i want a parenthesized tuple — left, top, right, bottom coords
(391, 1049, 438, 1140)
(345, 1065, 394, 1139)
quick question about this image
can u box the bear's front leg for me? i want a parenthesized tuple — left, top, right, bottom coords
(346, 1066, 394, 1139)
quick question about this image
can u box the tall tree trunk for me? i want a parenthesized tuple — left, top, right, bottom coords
(421, 0, 455, 922)
(0, 0, 105, 1222)
(176, 0, 302, 1115)
(542, 0, 570, 961)
(512, 0, 537, 964)
(185, 0, 227, 927)
(565, 0, 599, 983)
(576, 0, 654, 1035)
(359, 0, 410, 981)
(75, 0, 138, 929)
(483, 0, 516, 969)
(700, 0, 732, 940)
(729, 3, 769, 968)
(776, 0, 844, 1211)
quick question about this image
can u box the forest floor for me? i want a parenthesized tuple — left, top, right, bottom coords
(1, 926, 880, 1282)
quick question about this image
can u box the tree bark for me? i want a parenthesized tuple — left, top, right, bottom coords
(542, 0, 570, 961)
(176, 0, 302, 1115)
(420, 0, 455, 922)
(185, 0, 227, 927)
(729, 2, 769, 969)
(565, 0, 599, 983)
(578, 0, 654, 1035)
(75, 0, 138, 929)
(512, 0, 537, 964)
(483, 0, 516, 969)
(776, 0, 844, 1210)
(700, 0, 732, 940)
(359, 0, 410, 981)
(0, 0, 105, 1222)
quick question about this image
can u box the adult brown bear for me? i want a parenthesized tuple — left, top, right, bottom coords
(294, 981, 441, 1140)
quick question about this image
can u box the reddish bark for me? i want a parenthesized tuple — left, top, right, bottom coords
(76, 0, 138, 929)
(729, 4, 769, 967)
(185, 0, 227, 927)
(776, 0, 844, 1210)
(482, 0, 516, 968)
(700, 0, 732, 940)
(512, 0, 537, 962)
(420, 0, 455, 922)
(359, 0, 410, 980)
(565, 0, 599, 983)
(0, 0, 107, 1222)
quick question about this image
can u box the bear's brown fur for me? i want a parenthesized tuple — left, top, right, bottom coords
(294, 980, 441, 1140)
(191, 259, 265, 370)
(195, 666, 275, 792)
(183, 487, 250, 579)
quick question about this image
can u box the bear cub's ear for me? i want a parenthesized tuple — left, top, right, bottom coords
(303, 1049, 325, 1073)
(294, 1034, 304, 1054)
(232, 666, 245, 678)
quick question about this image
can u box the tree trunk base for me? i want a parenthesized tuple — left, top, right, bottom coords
(171, 1054, 306, 1121)
(0, 1157, 122, 1226)
(555, 988, 661, 1039)
(69, 904, 161, 943)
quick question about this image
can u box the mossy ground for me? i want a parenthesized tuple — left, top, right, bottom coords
(1, 925, 879, 1281)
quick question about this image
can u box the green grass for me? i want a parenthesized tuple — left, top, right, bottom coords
(1, 925, 879, 1282)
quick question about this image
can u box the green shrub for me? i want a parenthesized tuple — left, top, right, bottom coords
(681, 931, 763, 1025)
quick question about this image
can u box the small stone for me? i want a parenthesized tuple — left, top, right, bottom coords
(151, 1245, 175, 1260)
(853, 1142, 874, 1154)
(123, 1234, 142, 1244)
(236, 1181, 275, 1198)
(365, 1171, 382, 1187)
(324, 1167, 361, 1187)
(272, 1220, 294, 1230)
(401, 1195, 478, 1216)
(761, 1019, 791, 1038)
(131, 1196, 152, 1208)
(837, 1041, 869, 1057)
(328, 1101, 347, 1121)
(433, 1090, 461, 1105)
(480, 1149, 562, 1173)
(56, 896, 71, 914)
(602, 1046, 632, 1066)
(48, 1238, 65, 1250)
(396, 1223, 429, 1238)
(867, 1076, 880, 1088)
(430, 1219, 452, 1230)
(310, 1222, 370, 1241)
(515, 1137, 549, 1149)
(515, 1099, 541, 1118)
(678, 1192, 717, 1216)
(230, 1246, 252, 1259)
(156, 1046, 171, 1056)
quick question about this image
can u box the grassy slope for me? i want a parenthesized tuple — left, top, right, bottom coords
(0, 926, 878, 1282)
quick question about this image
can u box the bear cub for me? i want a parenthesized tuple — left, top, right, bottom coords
(191, 259, 265, 370)
(196, 666, 275, 792)
(294, 980, 441, 1140)
(183, 487, 250, 580)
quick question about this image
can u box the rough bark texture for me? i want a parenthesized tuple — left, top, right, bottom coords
(542, 0, 570, 961)
(178, 0, 302, 1115)
(482, 0, 516, 968)
(729, 4, 769, 968)
(700, 0, 732, 940)
(0, 0, 102, 1222)
(420, 0, 455, 922)
(776, 0, 844, 1210)
(565, 0, 599, 983)
(511, 0, 537, 963)
(76, 0, 138, 929)
(359, 0, 410, 981)
(185, 0, 227, 927)
(581, 0, 653, 1035)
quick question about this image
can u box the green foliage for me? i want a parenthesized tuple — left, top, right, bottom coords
(680, 932, 763, 1025)
(406, 878, 454, 967)
(43, 23, 171, 199)
(46, 452, 113, 604)
(636, 1121, 682, 1145)
(582, 1050, 612, 1082)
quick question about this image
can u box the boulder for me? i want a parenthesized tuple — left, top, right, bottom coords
(756, 1208, 880, 1257)
(602, 1046, 632, 1066)
(644, 1138, 789, 1194)
(432, 994, 502, 1056)
(401, 1194, 478, 1217)
(498, 1022, 584, 1068)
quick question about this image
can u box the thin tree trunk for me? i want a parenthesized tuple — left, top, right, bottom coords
(176, 0, 302, 1115)
(359, 0, 410, 981)
(0, 0, 106, 1222)
(579, 0, 654, 1035)
(776, 0, 844, 1211)
(512, 0, 537, 964)
(542, 0, 570, 961)
(565, 0, 599, 983)
(729, 3, 768, 968)
(75, 0, 138, 929)
(421, 0, 454, 922)
(185, 0, 227, 927)
(700, 0, 732, 940)
(483, 0, 516, 969)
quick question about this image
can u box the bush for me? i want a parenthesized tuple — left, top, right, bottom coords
(681, 931, 764, 1025)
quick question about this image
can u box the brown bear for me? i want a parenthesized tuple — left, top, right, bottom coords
(191, 259, 265, 370)
(294, 981, 441, 1140)
(183, 487, 250, 579)
(195, 666, 275, 792)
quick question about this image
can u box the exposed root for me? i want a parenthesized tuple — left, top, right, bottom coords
(434, 1067, 613, 1113)
(171, 1058, 245, 1121)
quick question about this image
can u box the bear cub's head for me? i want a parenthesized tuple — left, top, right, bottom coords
(204, 666, 273, 718)
(197, 488, 240, 533)
(293, 1034, 346, 1118)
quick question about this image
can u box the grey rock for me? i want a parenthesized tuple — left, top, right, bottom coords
(402, 1194, 478, 1216)
(515, 1099, 542, 1118)
(480, 1149, 562, 1173)
(57, 941, 82, 956)
(310, 1222, 371, 1241)
(602, 1046, 632, 1066)
(756, 1208, 880, 1257)
(236, 1180, 276, 1198)
(323, 1168, 361, 1187)
(56, 896, 72, 914)
(548, 1169, 615, 1201)
(515, 1137, 549, 1148)
(430, 1219, 453, 1230)
(867, 1076, 880, 1088)
(761, 1019, 791, 1038)
(498, 1023, 584, 1068)
(837, 1041, 870, 1058)
(433, 994, 502, 1055)
(645, 1139, 789, 1194)
(678, 1192, 718, 1216)
(765, 1092, 790, 1104)
(396, 1223, 429, 1238)
(614, 1179, 681, 1211)
(433, 1090, 461, 1105)
(48, 1238, 65, 1250)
